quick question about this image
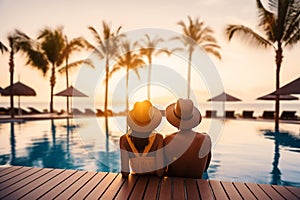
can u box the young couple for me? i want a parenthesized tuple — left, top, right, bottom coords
(119, 98, 212, 179)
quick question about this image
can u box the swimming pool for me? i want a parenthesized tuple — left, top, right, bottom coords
(0, 117, 299, 187)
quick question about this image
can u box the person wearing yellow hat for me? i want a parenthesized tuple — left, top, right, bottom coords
(119, 100, 164, 177)
(163, 98, 212, 178)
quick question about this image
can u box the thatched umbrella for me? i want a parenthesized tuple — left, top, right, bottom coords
(275, 77, 300, 95)
(207, 92, 242, 102)
(1, 81, 36, 115)
(207, 92, 241, 117)
(257, 91, 299, 101)
(55, 85, 88, 114)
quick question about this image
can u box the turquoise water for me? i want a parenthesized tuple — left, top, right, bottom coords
(0, 117, 299, 187)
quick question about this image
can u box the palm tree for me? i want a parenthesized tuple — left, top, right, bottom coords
(57, 36, 93, 114)
(139, 34, 167, 100)
(174, 16, 221, 98)
(5, 30, 32, 118)
(0, 41, 8, 53)
(84, 21, 122, 136)
(226, 0, 300, 131)
(110, 39, 145, 115)
(33, 27, 65, 113)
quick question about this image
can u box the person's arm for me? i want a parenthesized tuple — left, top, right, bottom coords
(156, 134, 165, 177)
(120, 135, 130, 178)
(204, 151, 211, 172)
(199, 134, 212, 172)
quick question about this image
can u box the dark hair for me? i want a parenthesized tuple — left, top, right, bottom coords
(129, 131, 151, 153)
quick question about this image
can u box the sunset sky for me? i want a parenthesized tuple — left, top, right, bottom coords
(0, 0, 299, 109)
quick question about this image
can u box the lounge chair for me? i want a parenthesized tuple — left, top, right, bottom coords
(225, 110, 236, 118)
(72, 108, 84, 115)
(27, 107, 42, 114)
(84, 108, 96, 115)
(7, 107, 30, 115)
(242, 110, 255, 119)
(0, 107, 8, 115)
(205, 110, 217, 118)
(261, 111, 275, 119)
(280, 111, 297, 120)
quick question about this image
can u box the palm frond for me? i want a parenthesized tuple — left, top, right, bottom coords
(88, 26, 103, 46)
(58, 59, 94, 73)
(202, 47, 222, 60)
(0, 41, 8, 53)
(25, 49, 49, 76)
(226, 24, 273, 48)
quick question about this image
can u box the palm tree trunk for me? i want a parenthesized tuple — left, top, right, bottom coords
(187, 49, 193, 99)
(50, 63, 56, 113)
(126, 66, 129, 132)
(104, 57, 109, 137)
(65, 36, 70, 115)
(275, 44, 283, 132)
(9, 50, 14, 118)
(147, 57, 152, 100)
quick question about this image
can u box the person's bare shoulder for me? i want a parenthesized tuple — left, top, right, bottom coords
(119, 134, 128, 148)
(163, 132, 177, 145)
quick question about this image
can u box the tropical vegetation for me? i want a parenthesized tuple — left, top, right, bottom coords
(226, 0, 300, 131)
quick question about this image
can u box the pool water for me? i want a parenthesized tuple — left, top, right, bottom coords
(0, 117, 299, 187)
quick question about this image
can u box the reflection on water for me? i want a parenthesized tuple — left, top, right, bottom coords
(262, 129, 300, 186)
(0, 118, 299, 187)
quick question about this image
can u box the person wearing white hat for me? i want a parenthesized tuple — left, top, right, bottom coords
(163, 98, 212, 178)
(119, 100, 164, 177)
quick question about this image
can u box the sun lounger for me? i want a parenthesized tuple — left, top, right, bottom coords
(205, 110, 217, 118)
(7, 107, 30, 115)
(27, 107, 42, 114)
(242, 110, 255, 119)
(84, 108, 96, 115)
(280, 111, 297, 120)
(72, 108, 84, 115)
(0, 107, 8, 115)
(225, 110, 236, 118)
(261, 111, 275, 119)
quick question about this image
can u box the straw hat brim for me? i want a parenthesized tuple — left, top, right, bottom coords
(165, 103, 202, 130)
(127, 107, 162, 133)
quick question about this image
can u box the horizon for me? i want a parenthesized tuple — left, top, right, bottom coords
(0, 0, 300, 106)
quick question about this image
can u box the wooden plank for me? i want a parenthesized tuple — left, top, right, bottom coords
(232, 182, 255, 200)
(143, 176, 160, 200)
(0, 168, 42, 191)
(129, 176, 149, 200)
(221, 181, 242, 200)
(0, 166, 22, 177)
(185, 179, 200, 200)
(197, 179, 214, 200)
(159, 177, 172, 199)
(0, 168, 53, 199)
(85, 172, 118, 199)
(1, 168, 61, 199)
(285, 186, 300, 199)
(20, 169, 77, 200)
(54, 171, 97, 199)
(69, 172, 107, 200)
(272, 185, 299, 200)
(173, 178, 185, 200)
(258, 184, 285, 200)
(0, 166, 10, 173)
(38, 170, 87, 200)
(209, 180, 228, 200)
(100, 174, 126, 199)
(115, 175, 138, 200)
(0, 167, 32, 184)
(245, 183, 270, 200)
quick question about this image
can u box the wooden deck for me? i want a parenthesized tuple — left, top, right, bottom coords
(0, 166, 299, 199)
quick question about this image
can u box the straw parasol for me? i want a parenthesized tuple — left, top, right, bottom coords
(275, 77, 300, 95)
(207, 92, 241, 117)
(257, 91, 299, 101)
(207, 92, 242, 102)
(55, 85, 88, 114)
(1, 81, 36, 115)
